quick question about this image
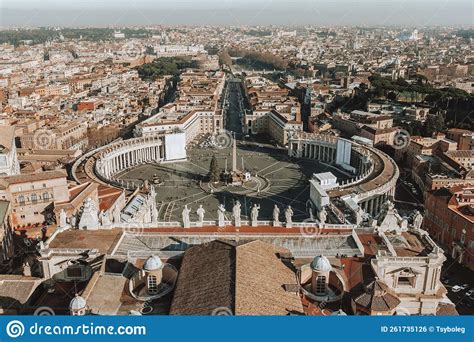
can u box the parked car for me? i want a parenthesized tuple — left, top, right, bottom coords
(442, 278, 451, 285)
(452, 285, 462, 292)
(466, 289, 474, 298)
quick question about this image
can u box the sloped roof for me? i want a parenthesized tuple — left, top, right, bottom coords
(436, 302, 459, 316)
(170, 240, 303, 316)
(169, 240, 235, 315)
(0, 275, 41, 310)
(0, 126, 15, 153)
(0, 170, 67, 188)
(354, 279, 400, 312)
(235, 240, 302, 315)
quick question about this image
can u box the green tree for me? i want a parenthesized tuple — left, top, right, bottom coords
(209, 155, 220, 183)
(423, 113, 446, 137)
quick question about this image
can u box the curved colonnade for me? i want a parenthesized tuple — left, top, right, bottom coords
(288, 133, 399, 217)
(72, 135, 168, 190)
(73, 132, 399, 219)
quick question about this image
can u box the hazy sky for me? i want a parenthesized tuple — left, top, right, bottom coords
(0, 0, 472, 27)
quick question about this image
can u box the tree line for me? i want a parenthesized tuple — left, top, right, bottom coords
(135, 57, 198, 81)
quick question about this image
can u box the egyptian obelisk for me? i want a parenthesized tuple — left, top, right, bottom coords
(232, 132, 237, 173)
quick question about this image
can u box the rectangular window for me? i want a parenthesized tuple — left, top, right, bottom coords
(398, 276, 415, 287)
(147, 275, 158, 294)
(66, 267, 83, 279)
(398, 277, 411, 286)
(315, 276, 326, 294)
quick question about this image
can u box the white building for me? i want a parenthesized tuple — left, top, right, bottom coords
(0, 126, 20, 176)
(153, 45, 205, 58)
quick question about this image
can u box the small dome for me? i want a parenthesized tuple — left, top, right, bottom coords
(69, 294, 86, 310)
(310, 255, 332, 272)
(143, 255, 163, 271)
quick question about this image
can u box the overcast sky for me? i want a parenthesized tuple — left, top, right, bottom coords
(0, 0, 472, 27)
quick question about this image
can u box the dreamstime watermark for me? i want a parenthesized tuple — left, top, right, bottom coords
(33, 129, 54, 149)
(211, 306, 233, 316)
(392, 129, 411, 150)
(34, 306, 56, 316)
(300, 218, 320, 238)
(203, 231, 222, 247)
(6, 320, 24, 338)
(214, 130, 233, 149)
(122, 222, 145, 237)
(5, 320, 146, 338)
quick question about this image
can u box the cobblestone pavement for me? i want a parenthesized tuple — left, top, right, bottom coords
(119, 142, 348, 222)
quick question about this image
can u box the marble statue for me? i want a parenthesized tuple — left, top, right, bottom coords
(273, 205, 280, 226)
(377, 199, 409, 233)
(412, 210, 423, 230)
(79, 198, 100, 230)
(217, 204, 226, 227)
(149, 186, 158, 222)
(59, 209, 68, 229)
(182, 205, 191, 228)
(143, 179, 150, 191)
(149, 185, 156, 199)
(196, 205, 205, 226)
(285, 206, 294, 228)
(232, 200, 241, 227)
(251, 203, 260, 226)
(113, 206, 121, 224)
(387, 200, 395, 211)
(354, 208, 363, 225)
(70, 214, 77, 229)
(23, 262, 31, 277)
(306, 201, 315, 221)
(100, 210, 111, 227)
(401, 218, 408, 230)
(318, 207, 327, 225)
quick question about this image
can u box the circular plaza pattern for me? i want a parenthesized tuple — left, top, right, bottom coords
(114, 140, 349, 222)
(72, 131, 399, 224)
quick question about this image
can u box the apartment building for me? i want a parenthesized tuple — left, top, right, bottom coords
(404, 134, 457, 168)
(243, 75, 303, 145)
(0, 170, 69, 228)
(446, 128, 474, 151)
(424, 185, 474, 270)
(134, 70, 225, 143)
(0, 201, 14, 263)
(0, 126, 20, 176)
(20, 121, 88, 151)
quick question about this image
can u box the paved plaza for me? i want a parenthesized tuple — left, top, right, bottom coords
(118, 140, 347, 222)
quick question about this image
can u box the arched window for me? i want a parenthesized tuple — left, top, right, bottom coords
(316, 275, 326, 295)
(147, 275, 158, 294)
(43, 193, 49, 201)
(31, 194, 37, 203)
(18, 195, 25, 205)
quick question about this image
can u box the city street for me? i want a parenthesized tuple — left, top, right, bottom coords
(224, 77, 245, 136)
